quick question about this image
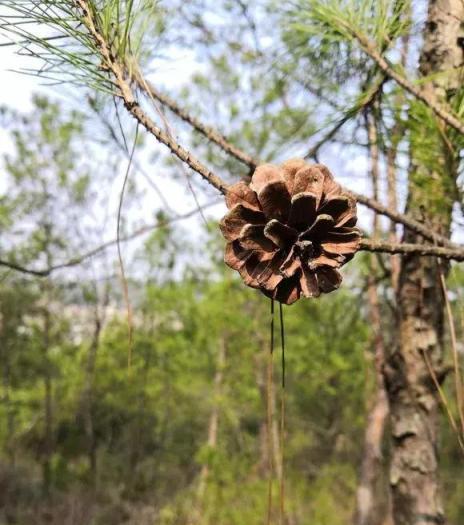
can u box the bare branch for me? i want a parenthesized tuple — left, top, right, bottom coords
(349, 191, 455, 248)
(0, 202, 221, 278)
(360, 239, 464, 261)
(3, 229, 464, 279)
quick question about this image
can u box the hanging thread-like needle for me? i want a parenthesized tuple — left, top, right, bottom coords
(279, 302, 286, 525)
(117, 122, 139, 371)
(266, 299, 275, 525)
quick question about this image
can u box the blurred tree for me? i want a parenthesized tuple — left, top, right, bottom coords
(1, 96, 106, 495)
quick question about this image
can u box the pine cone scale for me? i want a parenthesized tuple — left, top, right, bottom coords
(257, 180, 291, 222)
(219, 204, 265, 241)
(288, 192, 318, 228)
(239, 224, 278, 252)
(263, 219, 298, 248)
(225, 180, 261, 211)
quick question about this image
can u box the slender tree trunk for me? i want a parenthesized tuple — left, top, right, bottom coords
(387, 10, 409, 294)
(83, 309, 102, 484)
(386, 3, 464, 524)
(355, 112, 392, 525)
(42, 225, 54, 497)
(356, 273, 392, 525)
(42, 290, 53, 497)
(197, 336, 227, 499)
(1, 317, 15, 466)
(82, 287, 108, 488)
(254, 345, 282, 483)
(128, 333, 152, 487)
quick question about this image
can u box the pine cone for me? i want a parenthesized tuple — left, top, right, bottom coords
(220, 159, 361, 305)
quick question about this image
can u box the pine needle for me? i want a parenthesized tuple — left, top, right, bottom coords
(266, 299, 275, 525)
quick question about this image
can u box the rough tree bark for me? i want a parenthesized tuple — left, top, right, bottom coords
(386, 2, 464, 524)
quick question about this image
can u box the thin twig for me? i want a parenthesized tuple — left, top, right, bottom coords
(439, 267, 464, 436)
(88, 98, 176, 214)
(0, 202, 220, 277)
(278, 302, 286, 525)
(267, 299, 275, 525)
(423, 349, 464, 453)
(360, 239, 464, 260)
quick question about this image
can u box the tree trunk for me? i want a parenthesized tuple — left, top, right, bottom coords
(386, 3, 464, 524)
(81, 287, 108, 488)
(387, 1, 410, 294)
(42, 294, 53, 497)
(355, 113, 392, 525)
(254, 345, 282, 483)
(42, 227, 54, 497)
(356, 273, 392, 525)
(83, 309, 102, 485)
(0, 319, 15, 466)
(197, 336, 227, 499)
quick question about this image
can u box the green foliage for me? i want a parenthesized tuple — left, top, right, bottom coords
(284, 0, 410, 49)
(0, 100, 373, 520)
(0, 251, 375, 524)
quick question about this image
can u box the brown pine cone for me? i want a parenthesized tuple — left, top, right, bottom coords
(219, 159, 361, 305)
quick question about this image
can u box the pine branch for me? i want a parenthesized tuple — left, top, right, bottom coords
(350, 191, 456, 248)
(130, 66, 455, 248)
(74, 0, 229, 195)
(351, 30, 464, 136)
(133, 74, 453, 248)
(3, 2, 458, 256)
